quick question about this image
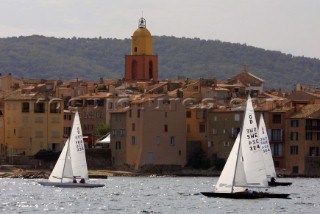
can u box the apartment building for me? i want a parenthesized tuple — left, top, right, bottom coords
(4, 89, 64, 156)
(285, 104, 320, 176)
(110, 94, 186, 169)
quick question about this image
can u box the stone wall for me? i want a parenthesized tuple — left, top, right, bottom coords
(4, 148, 112, 170)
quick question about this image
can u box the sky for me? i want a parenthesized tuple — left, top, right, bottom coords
(0, 0, 319, 59)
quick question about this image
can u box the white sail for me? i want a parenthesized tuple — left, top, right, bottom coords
(240, 96, 268, 187)
(48, 139, 73, 182)
(48, 111, 88, 183)
(258, 114, 277, 179)
(214, 134, 246, 193)
(69, 111, 88, 180)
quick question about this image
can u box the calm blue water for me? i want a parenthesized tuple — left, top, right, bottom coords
(0, 177, 318, 213)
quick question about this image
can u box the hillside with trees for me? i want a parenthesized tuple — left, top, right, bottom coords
(0, 35, 319, 90)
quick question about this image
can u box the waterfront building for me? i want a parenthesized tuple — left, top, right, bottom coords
(206, 108, 243, 164)
(110, 94, 186, 169)
(185, 105, 210, 165)
(4, 84, 64, 157)
(70, 92, 129, 147)
(285, 104, 320, 176)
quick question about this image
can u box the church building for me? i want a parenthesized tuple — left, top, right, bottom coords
(125, 17, 158, 82)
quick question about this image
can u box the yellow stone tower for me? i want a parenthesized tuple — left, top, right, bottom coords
(125, 17, 158, 81)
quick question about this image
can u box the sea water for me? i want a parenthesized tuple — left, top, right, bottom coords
(0, 177, 318, 213)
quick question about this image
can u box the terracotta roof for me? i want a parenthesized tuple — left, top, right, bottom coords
(130, 94, 165, 104)
(78, 92, 114, 99)
(4, 90, 54, 100)
(291, 104, 320, 118)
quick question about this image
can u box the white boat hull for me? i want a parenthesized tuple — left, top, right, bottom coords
(38, 181, 104, 188)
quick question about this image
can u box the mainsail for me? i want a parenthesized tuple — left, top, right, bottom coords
(240, 96, 268, 187)
(48, 111, 88, 182)
(258, 114, 277, 179)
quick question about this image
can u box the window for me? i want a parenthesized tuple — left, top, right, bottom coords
(208, 141, 213, 148)
(212, 128, 217, 135)
(131, 136, 136, 145)
(306, 119, 312, 130)
(52, 131, 60, 138)
(34, 102, 45, 113)
(35, 131, 44, 138)
(199, 124, 205, 133)
(292, 166, 299, 174)
(306, 132, 313, 140)
(170, 136, 175, 145)
(291, 120, 299, 127)
(309, 147, 319, 156)
(186, 111, 191, 118)
(272, 114, 281, 124)
(196, 111, 202, 119)
(164, 124, 168, 132)
(271, 143, 283, 156)
(132, 123, 135, 131)
(22, 116, 28, 124)
(35, 117, 44, 123)
(50, 102, 61, 113)
(87, 100, 95, 107)
(115, 141, 121, 150)
(224, 141, 230, 147)
(22, 102, 30, 113)
(156, 136, 160, 145)
(290, 132, 299, 141)
(234, 113, 240, 121)
(64, 127, 71, 136)
(52, 117, 60, 123)
(64, 114, 72, 120)
(165, 112, 168, 118)
(129, 109, 132, 117)
(290, 146, 298, 155)
(231, 127, 240, 138)
(137, 109, 140, 118)
(97, 99, 104, 107)
(317, 133, 320, 141)
(187, 124, 190, 133)
(271, 129, 282, 141)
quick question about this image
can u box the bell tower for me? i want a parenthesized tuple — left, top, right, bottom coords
(125, 17, 158, 82)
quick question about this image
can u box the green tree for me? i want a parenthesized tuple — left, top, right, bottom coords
(94, 123, 110, 139)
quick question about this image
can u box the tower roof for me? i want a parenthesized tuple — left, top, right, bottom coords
(133, 17, 151, 37)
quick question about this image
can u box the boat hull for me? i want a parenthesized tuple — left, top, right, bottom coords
(38, 181, 104, 188)
(201, 191, 290, 199)
(268, 181, 292, 187)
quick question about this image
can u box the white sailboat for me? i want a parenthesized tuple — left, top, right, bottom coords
(240, 96, 268, 188)
(201, 96, 289, 199)
(38, 111, 104, 188)
(258, 114, 292, 187)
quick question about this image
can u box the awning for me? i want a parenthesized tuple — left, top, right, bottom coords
(96, 134, 110, 144)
